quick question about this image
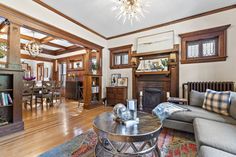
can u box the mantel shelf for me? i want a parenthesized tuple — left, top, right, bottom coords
(132, 47, 179, 57)
(135, 71, 170, 76)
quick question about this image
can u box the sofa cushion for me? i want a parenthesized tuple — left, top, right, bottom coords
(199, 146, 236, 157)
(194, 118, 236, 155)
(202, 89, 231, 116)
(230, 92, 236, 119)
(189, 90, 205, 107)
(168, 104, 236, 125)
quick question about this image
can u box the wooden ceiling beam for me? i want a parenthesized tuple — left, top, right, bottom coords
(21, 54, 53, 62)
(0, 32, 67, 50)
(54, 46, 84, 55)
(20, 34, 67, 49)
(40, 36, 54, 43)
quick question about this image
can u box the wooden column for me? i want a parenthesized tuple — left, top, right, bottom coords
(52, 59, 59, 81)
(7, 22, 21, 69)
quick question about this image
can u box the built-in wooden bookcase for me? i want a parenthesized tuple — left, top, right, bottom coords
(83, 49, 102, 109)
(0, 69, 24, 137)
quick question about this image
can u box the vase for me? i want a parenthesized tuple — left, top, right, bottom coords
(92, 69, 97, 75)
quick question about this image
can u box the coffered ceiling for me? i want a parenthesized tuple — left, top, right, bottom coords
(0, 19, 84, 56)
(34, 0, 236, 39)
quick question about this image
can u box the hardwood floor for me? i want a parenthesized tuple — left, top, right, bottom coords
(0, 99, 112, 157)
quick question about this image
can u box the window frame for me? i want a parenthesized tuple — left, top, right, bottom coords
(109, 44, 132, 69)
(179, 25, 230, 64)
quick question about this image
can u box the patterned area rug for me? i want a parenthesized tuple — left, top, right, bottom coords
(39, 128, 197, 157)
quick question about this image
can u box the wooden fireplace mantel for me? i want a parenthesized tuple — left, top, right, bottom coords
(132, 45, 179, 112)
(135, 71, 171, 76)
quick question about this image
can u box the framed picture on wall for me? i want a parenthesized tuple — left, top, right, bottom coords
(21, 62, 28, 71)
(73, 60, 83, 69)
(117, 77, 128, 87)
(111, 74, 121, 86)
(136, 30, 174, 53)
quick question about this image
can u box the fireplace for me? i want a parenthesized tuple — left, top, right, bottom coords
(132, 45, 179, 113)
(143, 88, 163, 113)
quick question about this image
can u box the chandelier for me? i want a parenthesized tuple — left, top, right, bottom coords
(112, 0, 150, 24)
(24, 32, 43, 57)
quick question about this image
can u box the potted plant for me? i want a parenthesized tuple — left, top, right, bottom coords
(161, 58, 168, 71)
(91, 62, 99, 74)
(0, 42, 7, 58)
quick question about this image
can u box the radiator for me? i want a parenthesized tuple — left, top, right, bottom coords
(183, 81, 235, 100)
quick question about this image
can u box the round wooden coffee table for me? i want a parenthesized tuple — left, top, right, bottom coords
(93, 112, 162, 157)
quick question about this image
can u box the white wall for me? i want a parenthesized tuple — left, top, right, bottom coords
(107, 9, 236, 98)
(0, 0, 109, 97)
(21, 58, 53, 80)
(1, 1, 236, 99)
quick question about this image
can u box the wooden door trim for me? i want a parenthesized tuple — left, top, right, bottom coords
(37, 63, 44, 81)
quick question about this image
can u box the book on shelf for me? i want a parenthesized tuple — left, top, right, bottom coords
(0, 92, 13, 106)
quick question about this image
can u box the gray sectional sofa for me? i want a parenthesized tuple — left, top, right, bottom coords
(163, 90, 236, 157)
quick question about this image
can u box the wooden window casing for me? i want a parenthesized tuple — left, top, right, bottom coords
(179, 25, 230, 64)
(109, 44, 132, 69)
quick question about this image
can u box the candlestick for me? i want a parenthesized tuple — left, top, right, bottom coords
(167, 92, 170, 98)
(140, 91, 143, 96)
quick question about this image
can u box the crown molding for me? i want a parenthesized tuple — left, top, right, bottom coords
(33, 0, 107, 39)
(107, 4, 236, 40)
(32, 1, 236, 40)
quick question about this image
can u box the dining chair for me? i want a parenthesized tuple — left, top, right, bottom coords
(22, 81, 35, 111)
(35, 81, 54, 110)
(54, 81, 62, 103)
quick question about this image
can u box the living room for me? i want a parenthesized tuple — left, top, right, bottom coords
(0, 0, 236, 157)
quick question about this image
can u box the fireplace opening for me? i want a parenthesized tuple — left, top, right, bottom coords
(143, 88, 163, 113)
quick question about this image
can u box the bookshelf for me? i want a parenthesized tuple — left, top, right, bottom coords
(0, 68, 24, 137)
(83, 49, 103, 109)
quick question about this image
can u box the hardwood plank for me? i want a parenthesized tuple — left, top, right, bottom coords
(0, 99, 112, 157)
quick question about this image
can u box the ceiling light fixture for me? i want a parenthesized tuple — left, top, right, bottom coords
(24, 31, 43, 57)
(112, 0, 150, 24)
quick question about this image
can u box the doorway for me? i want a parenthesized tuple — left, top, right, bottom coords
(37, 63, 44, 81)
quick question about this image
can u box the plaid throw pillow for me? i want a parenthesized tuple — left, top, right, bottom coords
(202, 89, 231, 116)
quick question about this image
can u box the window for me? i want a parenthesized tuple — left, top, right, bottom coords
(186, 38, 218, 58)
(109, 45, 132, 69)
(179, 25, 230, 64)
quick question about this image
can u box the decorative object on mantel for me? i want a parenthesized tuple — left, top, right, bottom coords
(136, 58, 169, 72)
(130, 57, 138, 67)
(24, 31, 43, 57)
(111, 0, 151, 24)
(111, 73, 121, 86)
(169, 53, 176, 62)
